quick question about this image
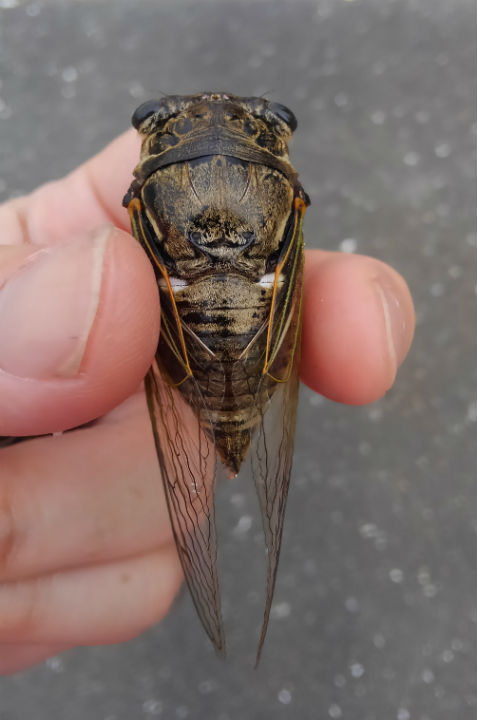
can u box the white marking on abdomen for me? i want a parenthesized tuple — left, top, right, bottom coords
(158, 277, 189, 292)
(258, 272, 284, 287)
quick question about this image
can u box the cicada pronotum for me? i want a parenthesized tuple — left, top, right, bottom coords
(123, 92, 309, 663)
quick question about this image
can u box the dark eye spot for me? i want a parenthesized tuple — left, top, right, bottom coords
(174, 117, 193, 135)
(256, 131, 272, 148)
(150, 133, 179, 153)
(242, 230, 255, 243)
(243, 119, 257, 135)
(189, 231, 202, 244)
(132, 99, 163, 129)
(268, 102, 297, 132)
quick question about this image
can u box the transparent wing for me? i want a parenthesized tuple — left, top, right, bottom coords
(145, 362, 225, 655)
(251, 356, 301, 665)
(128, 193, 225, 654)
(251, 197, 305, 665)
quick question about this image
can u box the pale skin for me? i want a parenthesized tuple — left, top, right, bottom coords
(0, 131, 415, 675)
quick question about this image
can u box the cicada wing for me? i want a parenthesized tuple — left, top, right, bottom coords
(251, 197, 306, 665)
(145, 359, 225, 656)
(251, 354, 301, 665)
(128, 193, 225, 654)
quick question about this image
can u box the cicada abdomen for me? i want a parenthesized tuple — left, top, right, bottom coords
(123, 92, 309, 662)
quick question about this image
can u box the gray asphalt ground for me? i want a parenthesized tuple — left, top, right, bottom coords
(0, 1, 475, 719)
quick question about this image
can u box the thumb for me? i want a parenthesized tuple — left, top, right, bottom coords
(0, 227, 159, 436)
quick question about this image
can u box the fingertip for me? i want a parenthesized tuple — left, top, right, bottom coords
(81, 129, 142, 233)
(301, 251, 415, 405)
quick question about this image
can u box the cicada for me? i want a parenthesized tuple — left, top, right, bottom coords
(123, 92, 309, 663)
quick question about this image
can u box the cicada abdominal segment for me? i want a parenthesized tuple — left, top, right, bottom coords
(124, 91, 308, 663)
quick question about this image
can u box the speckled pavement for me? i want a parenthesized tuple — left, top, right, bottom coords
(0, 1, 475, 719)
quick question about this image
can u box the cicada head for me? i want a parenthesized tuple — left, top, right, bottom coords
(130, 93, 299, 175)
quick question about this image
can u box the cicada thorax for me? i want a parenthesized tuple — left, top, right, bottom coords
(139, 153, 296, 475)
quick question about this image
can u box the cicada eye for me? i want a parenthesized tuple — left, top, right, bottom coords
(268, 102, 298, 132)
(131, 99, 164, 129)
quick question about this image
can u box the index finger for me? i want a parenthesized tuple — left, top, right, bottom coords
(0, 130, 140, 246)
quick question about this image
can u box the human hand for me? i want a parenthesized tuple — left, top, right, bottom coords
(0, 131, 415, 675)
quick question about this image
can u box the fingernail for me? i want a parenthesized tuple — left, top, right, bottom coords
(374, 274, 412, 376)
(0, 228, 109, 379)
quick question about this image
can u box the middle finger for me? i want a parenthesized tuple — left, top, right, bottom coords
(0, 392, 172, 583)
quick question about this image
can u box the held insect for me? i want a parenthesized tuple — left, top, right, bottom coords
(123, 92, 309, 663)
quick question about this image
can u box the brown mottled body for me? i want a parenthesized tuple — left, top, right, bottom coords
(124, 92, 308, 661)
(142, 154, 294, 473)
